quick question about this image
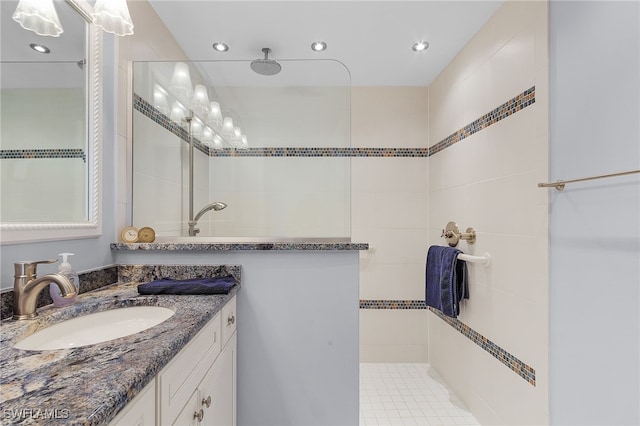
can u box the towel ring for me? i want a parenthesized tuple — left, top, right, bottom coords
(441, 221, 476, 247)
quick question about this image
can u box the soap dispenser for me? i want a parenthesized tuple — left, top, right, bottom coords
(49, 253, 80, 307)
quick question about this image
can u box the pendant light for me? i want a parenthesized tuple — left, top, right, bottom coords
(91, 0, 134, 36)
(12, 0, 63, 37)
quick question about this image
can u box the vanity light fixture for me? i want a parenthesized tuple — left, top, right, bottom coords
(12, 0, 63, 37)
(412, 41, 430, 52)
(191, 84, 211, 116)
(213, 134, 223, 150)
(13, 0, 134, 37)
(91, 0, 134, 36)
(206, 101, 223, 129)
(169, 101, 187, 123)
(212, 42, 229, 52)
(29, 43, 51, 54)
(311, 41, 327, 52)
(169, 62, 194, 101)
(221, 117, 234, 137)
(153, 84, 169, 114)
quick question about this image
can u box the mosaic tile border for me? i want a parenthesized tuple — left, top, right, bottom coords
(0, 148, 86, 162)
(360, 299, 536, 386)
(134, 86, 534, 158)
(133, 94, 211, 156)
(428, 86, 535, 157)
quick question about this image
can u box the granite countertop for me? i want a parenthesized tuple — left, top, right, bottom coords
(0, 281, 238, 425)
(111, 238, 369, 251)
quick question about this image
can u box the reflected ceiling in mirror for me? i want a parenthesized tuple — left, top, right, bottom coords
(0, 0, 102, 244)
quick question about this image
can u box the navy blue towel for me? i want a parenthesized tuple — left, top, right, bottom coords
(137, 276, 236, 295)
(425, 246, 468, 318)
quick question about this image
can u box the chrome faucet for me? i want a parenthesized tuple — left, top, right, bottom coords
(13, 260, 77, 320)
(188, 202, 227, 236)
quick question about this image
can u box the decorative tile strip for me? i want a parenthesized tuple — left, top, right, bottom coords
(133, 94, 211, 156)
(359, 299, 428, 309)
(135, 86, 533, 158)
(207, 147, 429, 157)
(359, 299, 536, 386)
(428, 86, 535, 157)
(0, 148, 86, 162)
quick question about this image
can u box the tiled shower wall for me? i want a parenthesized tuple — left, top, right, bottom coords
(116, 1, 191, 236)
(1, 89, 86, 223)
(353, 87, 430, 362)
(427, 1, 549, 425)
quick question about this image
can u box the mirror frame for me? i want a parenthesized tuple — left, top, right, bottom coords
(0, 0, 102, 245)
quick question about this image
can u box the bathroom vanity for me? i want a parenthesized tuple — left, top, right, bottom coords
(112, 240, 367, 426)
(112, 297, 237, 425)
(0, 279, 238, 425)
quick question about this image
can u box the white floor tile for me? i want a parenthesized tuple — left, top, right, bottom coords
(360, 363, 480, 426)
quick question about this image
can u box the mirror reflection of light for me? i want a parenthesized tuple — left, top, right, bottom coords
(170, 101, 186, 123)
(29, 43, 51, 54)
(153, 84, 169, 114)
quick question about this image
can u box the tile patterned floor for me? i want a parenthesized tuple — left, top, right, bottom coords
(360, 363, 480, 426)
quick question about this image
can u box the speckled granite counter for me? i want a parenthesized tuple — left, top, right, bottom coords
(0, 281, 238, 425)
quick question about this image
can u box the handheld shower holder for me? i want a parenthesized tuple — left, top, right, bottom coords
(441, 221, 476, 247)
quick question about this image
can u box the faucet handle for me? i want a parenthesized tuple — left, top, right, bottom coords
(14, 259, 58, 277)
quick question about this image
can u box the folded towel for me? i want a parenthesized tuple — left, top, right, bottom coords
(425, 245, 468, 318)
(137, 276, 236, 295)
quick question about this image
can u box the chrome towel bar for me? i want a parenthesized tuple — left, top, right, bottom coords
(538, 169, 639, 191)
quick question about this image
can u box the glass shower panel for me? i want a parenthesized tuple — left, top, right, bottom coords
(132, 59, 351, 239)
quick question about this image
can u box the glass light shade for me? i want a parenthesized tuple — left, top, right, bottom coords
(169, 62, 193, 101)
(153, 84, 169, 114)
(169, 101, 186, 123)
(191, 118, 204, 138)
(241, 135, 249, 148)
(206, 101, 223, 128)
(202, 127, 214, 143)
(213, 135, 223, 150)
(191, 85, 210, 116)
(233, 127, 242, 141)
(12, 0, 63, 37)
(91, 0, 134, 36)
(221, 117, 234, 136)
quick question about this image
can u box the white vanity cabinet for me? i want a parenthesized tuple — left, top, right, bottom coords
(171, 297, 237, 426)
(109, 296, 237, 426)
(109, 378, 156, 426)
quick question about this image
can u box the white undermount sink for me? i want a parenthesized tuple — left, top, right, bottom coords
(14, 306, 175, 351)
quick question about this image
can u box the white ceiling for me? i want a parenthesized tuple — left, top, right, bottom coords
(148, 0, 504, 87)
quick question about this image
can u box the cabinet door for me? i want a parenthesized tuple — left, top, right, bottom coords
(171, 390, 199, 426)
(221, 296, 236, 347)
(109, 379, 156, 426)
(201, 334, 236, 426)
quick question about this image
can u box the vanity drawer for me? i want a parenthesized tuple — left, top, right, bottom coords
(221, 296, 237, 346)
(157, 313, 221, 424)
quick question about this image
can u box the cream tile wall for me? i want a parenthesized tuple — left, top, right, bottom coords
(116, 1, 190, 236)
(353, 87, 430, 362)
(427, 2, 549, 425)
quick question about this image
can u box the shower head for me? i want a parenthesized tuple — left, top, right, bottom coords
(193, 201, 227, 221)
(250, 48, 282, 76)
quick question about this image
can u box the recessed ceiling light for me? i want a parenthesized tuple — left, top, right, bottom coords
(311, 41, 327, 52)
(412, 41, 429, 52)
(30, 43, 50, 54)
(212, 42, 229, 52)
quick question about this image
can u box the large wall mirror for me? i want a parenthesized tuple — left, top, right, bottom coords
(0, 0, 102, 244)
